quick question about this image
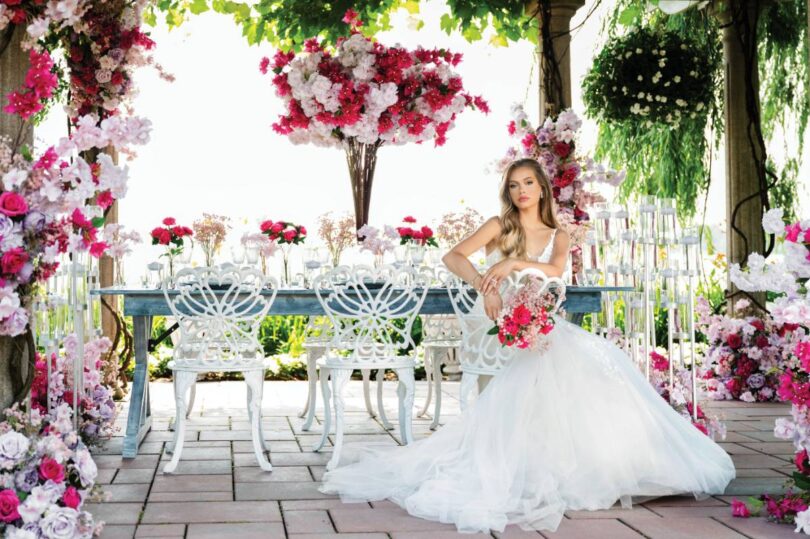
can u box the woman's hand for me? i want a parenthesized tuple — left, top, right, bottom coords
(484, 291, 503, 321)
(480, 258, 516, 296)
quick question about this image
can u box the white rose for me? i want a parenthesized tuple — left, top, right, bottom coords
(761, 208, 785, 235)
(0, 431, 30, 469)
(40, 507, 80, 539)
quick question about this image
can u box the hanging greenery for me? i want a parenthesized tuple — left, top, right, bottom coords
(583, 5, 722, 219)
(582, 27, 715, 128)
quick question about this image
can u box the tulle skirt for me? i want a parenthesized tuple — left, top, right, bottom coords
(319, 317, 736, 534)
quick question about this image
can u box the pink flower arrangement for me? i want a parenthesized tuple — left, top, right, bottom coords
(0, 404, 102, 538)
(261, 10, 487, 148)
(488, 276, 564, 351)
(2, 49, 58, 120)
(436, 207, 484, 247)
(150, 217, 193, 274)
(260, 220, 307, 283)
(395, 216, 437, 248)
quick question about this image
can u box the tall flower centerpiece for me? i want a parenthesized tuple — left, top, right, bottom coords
(496, 104, 625, 279)
(261, 9, 488, 234)
(260, 219, 306, 285)
(192, 213, 230, 266)
(150, 217, 193, 278)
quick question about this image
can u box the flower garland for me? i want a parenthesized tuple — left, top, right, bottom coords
(261, 9, 487, 148)
(582, 27, 715, 129)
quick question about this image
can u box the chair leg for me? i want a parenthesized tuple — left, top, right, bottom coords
(395, 368, 416, 445)
(376, 369, 394, 430)
(417, 348, 432, 418)
(430, 352, 444, 431)
(246, 380, 269, 451)
(459, 372, 479, 411)
(185, 377, 198, 419)
(361, 369, 375, 417)
(245, 370, 272, 472)
(299, 350, 319, 420)
(164, 371, 196, 473)
(327, 368, 352, 471)
(312, 367, 331, 452)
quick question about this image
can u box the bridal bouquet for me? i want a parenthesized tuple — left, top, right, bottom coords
(488, 276, 564, 351)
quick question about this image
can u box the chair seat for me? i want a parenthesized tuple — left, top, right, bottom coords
(322, 354, 416, 370)
(169, 357, 272, 373)
(423, 339, 461, 348)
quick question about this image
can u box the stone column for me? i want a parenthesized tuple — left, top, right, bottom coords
(530, 0, 586, 123)
(716, 1, 766, 311)
(0, 25, 32, 411)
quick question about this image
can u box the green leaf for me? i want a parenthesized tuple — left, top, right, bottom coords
(143, 8, 157, 26)
(461, 22, 482, 42)
(189, 0, 209, 15)
(19, 145, 33, 162)
(439, 13, 456, 34)
(487, 325, 499, 335)
(91, 217, 105, 229)
(793, 471, 810, 491)
(489, 34, 508, 47)
(618, 5, 641, 26)
(403, 0, 419, 14)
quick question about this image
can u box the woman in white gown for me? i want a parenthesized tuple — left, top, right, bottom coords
(319, 158, 735, 534)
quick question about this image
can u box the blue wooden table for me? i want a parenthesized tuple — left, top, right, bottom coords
(94, 285, 630, 457)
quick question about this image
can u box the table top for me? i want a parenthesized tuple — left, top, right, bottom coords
(93, 285, 633, 316)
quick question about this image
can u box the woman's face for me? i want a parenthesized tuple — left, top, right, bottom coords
(507, 166, 543, 210)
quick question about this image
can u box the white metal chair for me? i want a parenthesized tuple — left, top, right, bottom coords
(162, 266, 277, 473)
(417, 314, 462, 430)
(447, 268, 566, 408)
(312, 265, 431, 470)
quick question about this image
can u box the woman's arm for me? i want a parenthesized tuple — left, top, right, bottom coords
(512, 229, 570, 278)
(441, 217, 501, 291)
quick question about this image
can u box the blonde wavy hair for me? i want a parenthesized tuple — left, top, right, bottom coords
(498, 158, 559, 259)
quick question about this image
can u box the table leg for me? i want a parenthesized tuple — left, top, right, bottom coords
(123, 315, 153, 458)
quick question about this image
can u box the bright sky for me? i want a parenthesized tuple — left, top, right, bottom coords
(34, 0, 809, 281)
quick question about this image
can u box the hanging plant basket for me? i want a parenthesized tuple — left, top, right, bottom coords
(583, 27, 716, 128)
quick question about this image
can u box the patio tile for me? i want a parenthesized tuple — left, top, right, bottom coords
(113, 469, 156, 484)
(186, 522, 286, 538)
(542, 519, 643, 538)
(565, 505, 658, 519)
(271, 452, 333, 466)
(642, 495, 726, 507)
(236, 481, 335, 500)
(99, 525, 137, 538)
(391, 532, 492, 539)
(493, 526, 544, 538)
(715, 516, 800, 539)
(104, 483, 151, 503)
(142, 501, 282, 524)
(331, 507, 457, 533)
(730, 454, 790, 468)
(151, 474, 232, 492)
(96, 468, 117, 484)
(158, 446, 231, 460)
(148, 491, 233, 502)
(282, 499, 367, 511)
(135, 524, 186, 537)
(85, 502, 143, 525)
(95, 455, 160, 470)
(235, 465, 312, 482)
(161, 459, 231, 475)
(289, 535, 388, 539)
(283, 509, 335, 533)
(620, 516, 748, 538)
(724, 477, 789, 496)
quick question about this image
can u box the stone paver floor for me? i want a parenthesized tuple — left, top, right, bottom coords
(90, 380, 797, 539)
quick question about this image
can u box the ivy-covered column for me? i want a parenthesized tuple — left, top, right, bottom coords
(533, 0, 586, 122)
(0, 25, 32, 411)
(716, 1, 766, 311)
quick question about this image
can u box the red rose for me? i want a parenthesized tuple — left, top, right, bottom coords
(755, 334, 769, 349)
(725, 377, 742, 397)
(162, 217, 176, 226)
(282, 229, 296, 242)
(270, 222, 284, 234)
(39, 456, 65, 482)
(171, 226, 188, 238)
(260, 220, 273, 233)
(750, 319, 765, 331)
(299, 226, 307, 236)
(62, 486, 81, 509)
(151, 227, 171, 246)
(0, 489, 20, 523)
(1, 247, 28, 276)
(726, 333, 742, 349)
(412, 230, 424, 241)
(0, 192, 28, 217)
(513, 305, 532, 325)
(420, 226, 433, 238)
(795, 449, 810, 475)
(403, 216, 417, 223)
(553, 141, 571, 158)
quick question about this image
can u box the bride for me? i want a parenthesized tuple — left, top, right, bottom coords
(319, 158, 735, 534)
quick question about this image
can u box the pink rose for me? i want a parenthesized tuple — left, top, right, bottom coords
(162, 217, 176, 226)
(403, 216, 417, 224)
(0, 489, 20, 523)
(795, 449, 810, 475)
(282, 229, 296, 242)
(39, 456, 65, 482)
(1, 248, 29, 276)
(62, 486, 81, 509)
(299, 226, 307, 236)
(0, 192, 28, 217)
(151, 227, 171, 246)
(270, 222, 284, 234)
(512, 305, 532, 325)
(259, 220, 273, 233)
(731, 499, 750, 518)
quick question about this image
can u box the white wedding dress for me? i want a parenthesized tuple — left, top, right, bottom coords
(319, 238, 735, 534)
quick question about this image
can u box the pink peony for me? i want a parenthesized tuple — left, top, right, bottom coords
(39, 456, 65, 482)
(0, 192, 28, 217)
(282, 229, 296, 242)
(0, 489, 20, 523)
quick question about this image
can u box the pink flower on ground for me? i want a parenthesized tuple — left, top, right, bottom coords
(0, 489, 20, 523)
(0, 192, 29, 217)
(62, 487, 81, 509)
(731, 499, 750, 517)
(1, 248, 29, 276)
(38, 456, 65, 482)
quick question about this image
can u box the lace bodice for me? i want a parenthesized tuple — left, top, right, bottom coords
(485, 228, 557, 266)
